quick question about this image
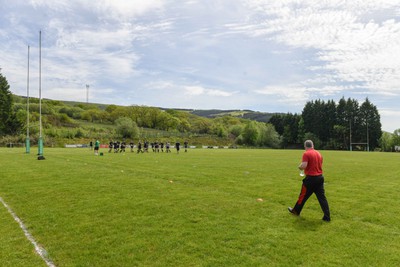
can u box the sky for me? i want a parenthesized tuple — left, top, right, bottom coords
(1, 0, 399, 132)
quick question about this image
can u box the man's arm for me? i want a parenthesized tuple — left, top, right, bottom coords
(298, 161, 308, 170)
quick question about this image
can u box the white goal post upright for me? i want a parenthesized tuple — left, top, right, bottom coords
(38, 30, 45, 159)
(26, 45, 30, 154)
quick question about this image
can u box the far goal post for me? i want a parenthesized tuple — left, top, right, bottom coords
(350, 142, 369, 152)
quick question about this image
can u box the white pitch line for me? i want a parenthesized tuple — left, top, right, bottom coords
(0, 196, 56, 267)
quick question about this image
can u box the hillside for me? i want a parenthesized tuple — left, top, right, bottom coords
(9, 95, 282, 148)
(167, 108, 280, 123)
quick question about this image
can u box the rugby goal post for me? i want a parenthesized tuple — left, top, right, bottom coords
(350, 142, 369, 152)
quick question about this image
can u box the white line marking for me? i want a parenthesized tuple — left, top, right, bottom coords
(0, 196, 56, 267)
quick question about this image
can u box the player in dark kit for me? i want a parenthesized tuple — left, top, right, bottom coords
(114, 141, 120, 153)
(137, 141, 143, 153)
(288, 140, 331, 222)
(120, 141, 126, 153)
(108, 141, 113, 153)
(166, 142, 171, 153)
(154, 141, 160, 153)
(184, 141, 188, 152)
(160, 142, 164, 152)
(175, 142, 180, 154)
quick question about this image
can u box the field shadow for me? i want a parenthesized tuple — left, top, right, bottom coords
(291, 216, 325, 231)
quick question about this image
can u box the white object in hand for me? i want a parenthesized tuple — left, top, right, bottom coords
(299, 170, 305, 177)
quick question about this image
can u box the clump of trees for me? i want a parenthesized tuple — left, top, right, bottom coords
(379, 129, 400, 152)
(115, 117, 139, 139)
(0, 73, 21, 135)
(269, 98, 382, 150)
(236, 121, 280, 148)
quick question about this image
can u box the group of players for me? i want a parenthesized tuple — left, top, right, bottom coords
(107, 140, 189, 154)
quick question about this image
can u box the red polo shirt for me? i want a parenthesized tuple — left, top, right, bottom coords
(302, 148, 323, 176)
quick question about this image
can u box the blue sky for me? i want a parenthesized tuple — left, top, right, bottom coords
(1, 0, 399, 132)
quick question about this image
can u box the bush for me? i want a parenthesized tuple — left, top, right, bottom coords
(115, 117, 139, 139)
(303, 132, 322, 149)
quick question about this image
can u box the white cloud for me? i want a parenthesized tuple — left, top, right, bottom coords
(29, 0, 164, 22)
(184, 85, 235, 97)
(255, 86, 309, 103)
(237, 0, 400, 98)
(207, 89, 234, 97)
(185, 86, 204, 96)
(95, 0, 164, 21)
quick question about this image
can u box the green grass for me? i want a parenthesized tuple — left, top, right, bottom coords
(0, 148, 399, 266)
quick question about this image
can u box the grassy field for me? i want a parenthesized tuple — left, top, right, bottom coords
(0, 147, 399, 266)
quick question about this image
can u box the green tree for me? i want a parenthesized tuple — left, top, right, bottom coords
(392, 129, 400, 149)
(229, 124, 243, 138)
(211, 123, 228, 138)
(359, 98, 382, 150)
(269, 113, 300, 147)
(109, 106, 129, 123)
(0, 73, 21, 135)
(105, 104, 118, 114)
(115, 117, 139, 139)
(297, 117, 305, 144)
(269, 114, 284, 135)
(302, 99, 335, 143)
(81, 109, 103, 123)
(323, 100, 337, 143)
(177, 118, 190, 132)
(379, 132, 393, 152)
(333, 125, 347, 150)
(258, 123, 281, 148)
(191, 118, 212, 134)
(345, 98, 361, 145)
(148, 107, 163, 129)
(282, 113, 300, 146)
(304, 132, 322, 149)
(242, 121, 258, 146)
(335, 97, 350, 149)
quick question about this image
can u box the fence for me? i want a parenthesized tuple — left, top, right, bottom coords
(0, 143, 26, 148)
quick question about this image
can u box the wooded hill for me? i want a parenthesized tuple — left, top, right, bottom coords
(180, 109, 277, 123)
(7, 95, 281, 148)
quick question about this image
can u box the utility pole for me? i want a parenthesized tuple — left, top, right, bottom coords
(86, 84, 89, 103)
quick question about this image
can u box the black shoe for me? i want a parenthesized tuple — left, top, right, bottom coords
(288, 207, 299, 216)
(322, 216, 331, 222)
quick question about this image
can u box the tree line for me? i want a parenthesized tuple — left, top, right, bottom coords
(269, 98, 383, 150)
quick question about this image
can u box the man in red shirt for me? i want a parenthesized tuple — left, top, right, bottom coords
(288, 140, 331, 222)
